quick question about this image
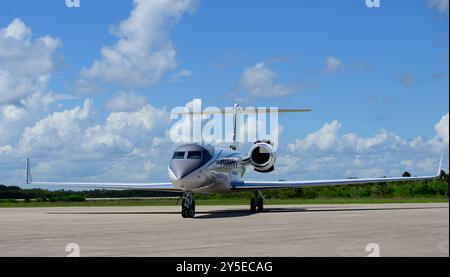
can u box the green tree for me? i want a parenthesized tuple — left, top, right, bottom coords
(439, 170, 448, 182)
(402, 171, 412, 178)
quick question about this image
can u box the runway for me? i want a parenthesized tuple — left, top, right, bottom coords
(0, 203, 448, 257)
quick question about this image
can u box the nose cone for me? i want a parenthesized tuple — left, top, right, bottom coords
(171, 161, 200, 179)
(169, 144, 213, 180)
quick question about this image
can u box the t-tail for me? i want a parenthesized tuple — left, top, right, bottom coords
(26, 157, 32, 185)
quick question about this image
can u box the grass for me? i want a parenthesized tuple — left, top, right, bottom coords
(0, 197, 447, 208)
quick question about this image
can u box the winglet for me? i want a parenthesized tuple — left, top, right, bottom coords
(26, 158, 32, 185)
(437, 152, 444, 177)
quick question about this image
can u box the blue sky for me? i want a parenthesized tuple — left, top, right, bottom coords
(0, 0, 448, 185)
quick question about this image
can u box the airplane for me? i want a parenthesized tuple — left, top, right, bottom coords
(26, 104, 444, 218)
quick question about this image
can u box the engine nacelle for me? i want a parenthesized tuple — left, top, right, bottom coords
(248, 141, 276, 173)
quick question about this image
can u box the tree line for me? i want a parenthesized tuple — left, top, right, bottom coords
(0, 171, 448, 202)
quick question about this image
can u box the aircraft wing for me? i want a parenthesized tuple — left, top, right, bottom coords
(232, 154, 444, 191)
(25, 159, 181, 192)
(28, 181, 181, 192)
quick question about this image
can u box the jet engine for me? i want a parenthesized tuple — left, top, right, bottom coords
(247, 141, 276, 173)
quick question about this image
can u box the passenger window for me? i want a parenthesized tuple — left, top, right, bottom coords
(187, 151, 202, 160)
(173, 151, 185, 159)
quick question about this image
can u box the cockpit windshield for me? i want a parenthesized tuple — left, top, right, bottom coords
(173, 151, 185, 160)
(187, 151, 202, 160)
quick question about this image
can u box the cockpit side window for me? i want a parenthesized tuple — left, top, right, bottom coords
(187, 151, 202, 160)
(173, 151, 186, 159)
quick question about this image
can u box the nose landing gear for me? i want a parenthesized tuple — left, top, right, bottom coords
(250, 191, 265, 213)
(181, 191, 196, 218)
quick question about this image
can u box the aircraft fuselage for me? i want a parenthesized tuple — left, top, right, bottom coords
(168, 144, 245, 193)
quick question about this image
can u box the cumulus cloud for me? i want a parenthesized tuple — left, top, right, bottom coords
(288, 116, 448, 154)
(80, 0, 197, 87)
(0, 19, 68, 147)
(19, 99, 94, 156)
(287, 120, 401, 154)
(0, 18, 63, 104)
(324, 56, 344, 74)
(0, 145, 13, 155)
(2, 99, 174, 184)
(284, 114, 449, 179)
(106, 92, 147, 111)
(170, 69, 193, 82)
(19, 100, 170, 156)
(238, 62, 300, 99)
(427, 0, 449, 15)
(435, 113, 449, 144)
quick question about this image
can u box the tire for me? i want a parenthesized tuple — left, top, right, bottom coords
(257, 198, 264, 213)
(188, 208, 195, 218)
(190, 200, 196, 218)
(250, 198, 257, 213)
(181, 198, 195, 218)
(181, 208, 188, 218)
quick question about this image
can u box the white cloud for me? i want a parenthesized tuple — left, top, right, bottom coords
(0, 19, 69, 148)
(19, 99, 95, 156)
(288, 120, 341, 151)
(0, 92, 68, 147)
(80, 0, 197, 87)
(170, 69, 193, 82)
(288, 117, 447, 154)
(1, 18, 31, 41)
(106, 92, 147, 111)
(2, 105, 26, 121)
(0, 18, 62, 104)
(19, 99, 171, 156)
(0, 99, 175, 184)
(427, 0, 449, 15)
(238, 62, 299, 99)
(324, 56, 344, 74)
(0, 145, 13, 155)
(285, 114, 449, 179)
(435, 113, 449, 144)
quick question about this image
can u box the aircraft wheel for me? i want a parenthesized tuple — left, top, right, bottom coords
(188, 200, 196, 218)
(188, 208, 195, 218)
(250, 198, 257, 213)
(181, 199, 196, 218)
(181, 208, 188, 218)
(257, 198, 264, 213)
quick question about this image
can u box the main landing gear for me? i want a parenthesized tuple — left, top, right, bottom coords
(181, 191, 196, 218)
(250, 191, 265, 213)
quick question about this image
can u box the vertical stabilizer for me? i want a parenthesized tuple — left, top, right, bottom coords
(26, 158, 32, 184)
